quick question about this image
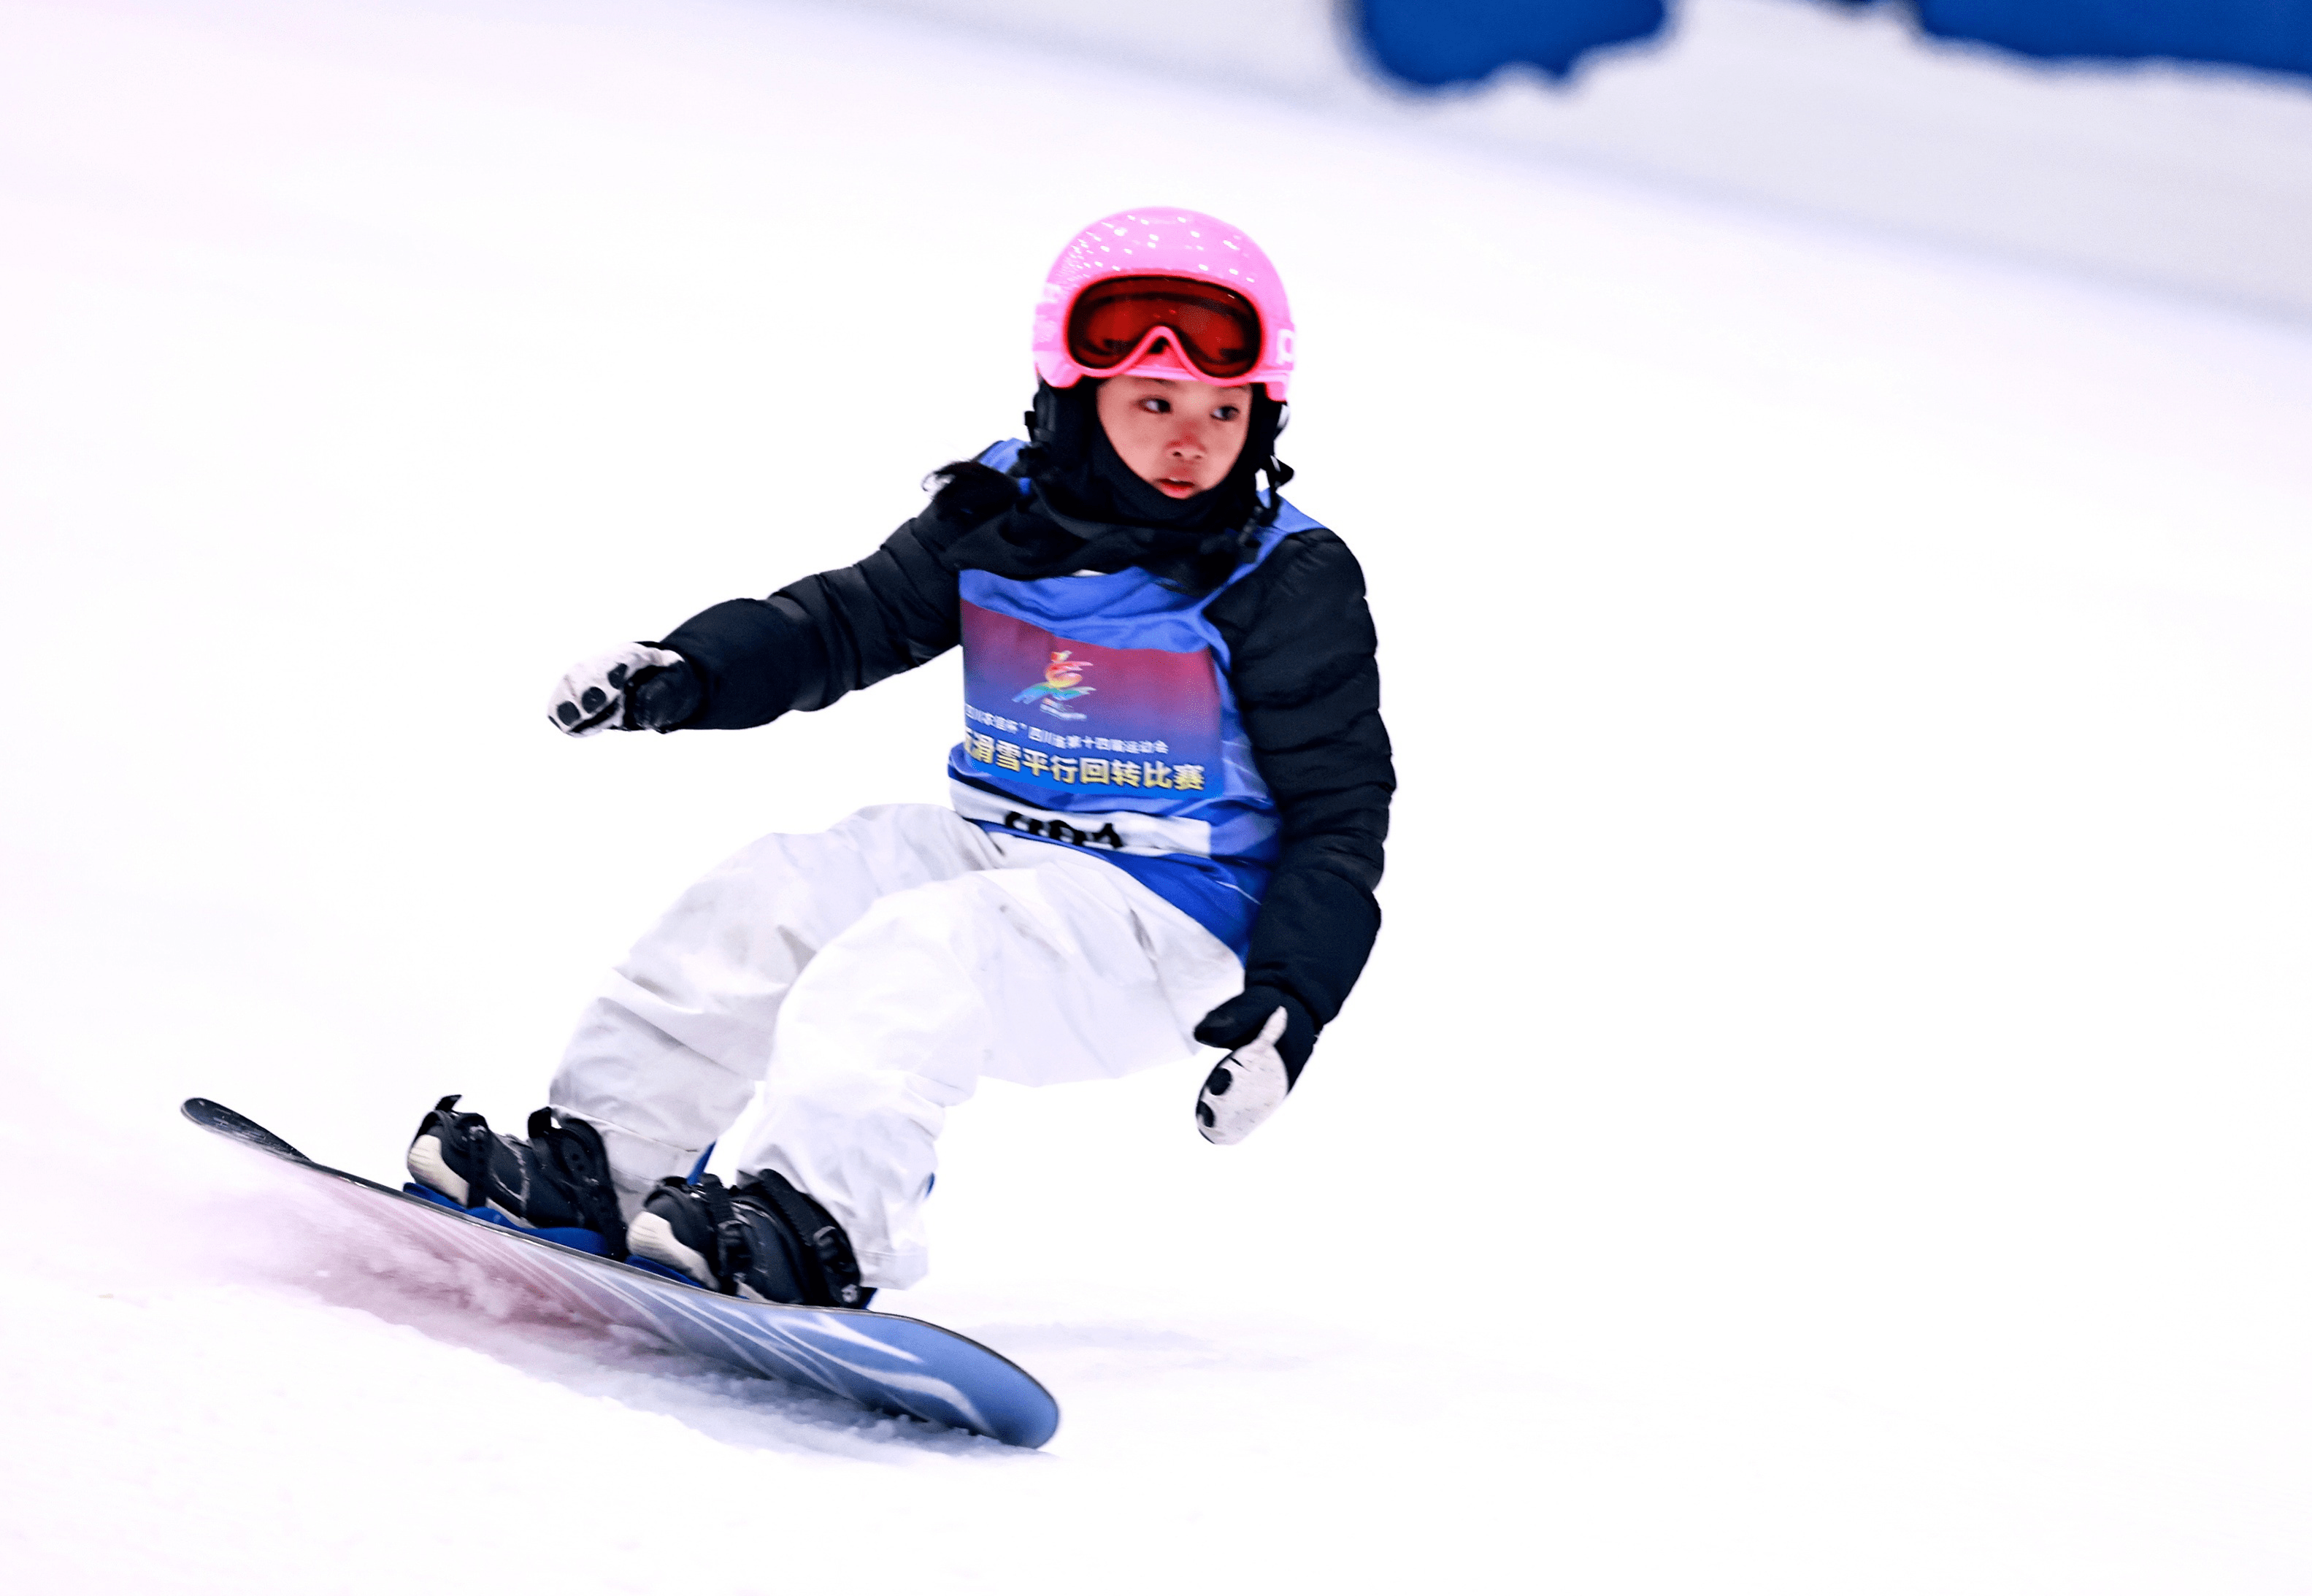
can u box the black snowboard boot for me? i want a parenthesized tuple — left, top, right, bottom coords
(406, 1094, 628, 1257)
(628, 1170, 869, 1308)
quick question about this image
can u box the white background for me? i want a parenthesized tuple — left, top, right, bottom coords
(4, 0, 2312, 1590)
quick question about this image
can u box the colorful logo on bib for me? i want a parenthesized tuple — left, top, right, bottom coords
(1014, 651, 1097, 720)
(958, 600, 1225, 797)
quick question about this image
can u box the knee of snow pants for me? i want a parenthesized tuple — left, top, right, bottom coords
(547, 805, 1006, 1215)
(710, 837, 1244, 1291)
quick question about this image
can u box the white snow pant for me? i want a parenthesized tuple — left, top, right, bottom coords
(547, 804, 1244, 1289)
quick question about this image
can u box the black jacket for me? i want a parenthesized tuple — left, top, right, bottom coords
(656, 479, 1393, 1032)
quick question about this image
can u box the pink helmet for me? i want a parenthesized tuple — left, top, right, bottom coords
(1032, 208, 1297, 400)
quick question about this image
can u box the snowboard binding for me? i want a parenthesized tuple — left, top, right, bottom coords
(405, 1095, 629, 1258)
(629, 1170, 869, 1309)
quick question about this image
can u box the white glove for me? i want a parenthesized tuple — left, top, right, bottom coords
(1194, 1000, 1302, 1146)
(546, 644, 692, 737)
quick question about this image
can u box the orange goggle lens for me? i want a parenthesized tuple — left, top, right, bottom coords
(1065, 275, 1262, 381)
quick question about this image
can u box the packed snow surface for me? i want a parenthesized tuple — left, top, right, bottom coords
(5, 0, 2312, 1590)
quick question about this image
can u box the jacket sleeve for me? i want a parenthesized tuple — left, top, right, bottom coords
(653, 510, 964, 730)
(1207, 529, 1394, 1028)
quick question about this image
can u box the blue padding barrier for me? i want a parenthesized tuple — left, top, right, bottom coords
(1354, 0, 1667, 84)
(1349, 1, 2312, 87)
(1914, 1, 2312, 77)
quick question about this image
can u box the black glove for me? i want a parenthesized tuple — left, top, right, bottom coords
(546, 644, 704, 736)
(1192, 987, 1316, 1145)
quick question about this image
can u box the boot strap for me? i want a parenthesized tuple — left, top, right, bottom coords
(745, 1171, 866, 1308)
(693, 1175, 750, 1296)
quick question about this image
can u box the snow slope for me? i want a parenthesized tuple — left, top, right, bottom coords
(4, 0, 2312, 1589)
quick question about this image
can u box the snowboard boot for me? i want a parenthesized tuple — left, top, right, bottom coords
(627, 1170, 870, 1308)
(406, 1094, 629, 1258)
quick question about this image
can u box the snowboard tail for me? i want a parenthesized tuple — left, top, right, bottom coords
(182, 1098, 1058, 1447)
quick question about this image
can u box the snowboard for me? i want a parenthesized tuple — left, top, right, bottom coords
(182, 1098, 1059, 1448)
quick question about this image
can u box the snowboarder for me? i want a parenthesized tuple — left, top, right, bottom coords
(406, 209, 1393, 1309)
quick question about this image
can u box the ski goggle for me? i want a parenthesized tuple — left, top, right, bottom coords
(1064, 275, 1264, 383)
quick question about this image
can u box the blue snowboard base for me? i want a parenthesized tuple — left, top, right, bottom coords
(397, 1181, 704, 1281)
(182, 1097, 1059, 1447)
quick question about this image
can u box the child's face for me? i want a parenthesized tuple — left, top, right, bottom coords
(1094, 376, 1253, 499)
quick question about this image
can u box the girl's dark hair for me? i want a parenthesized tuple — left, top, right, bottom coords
(922, 459, 1023, 523)
(1249, 407, 1294, 525)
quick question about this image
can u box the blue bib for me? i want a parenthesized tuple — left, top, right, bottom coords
(945, 439, 1320, 955)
